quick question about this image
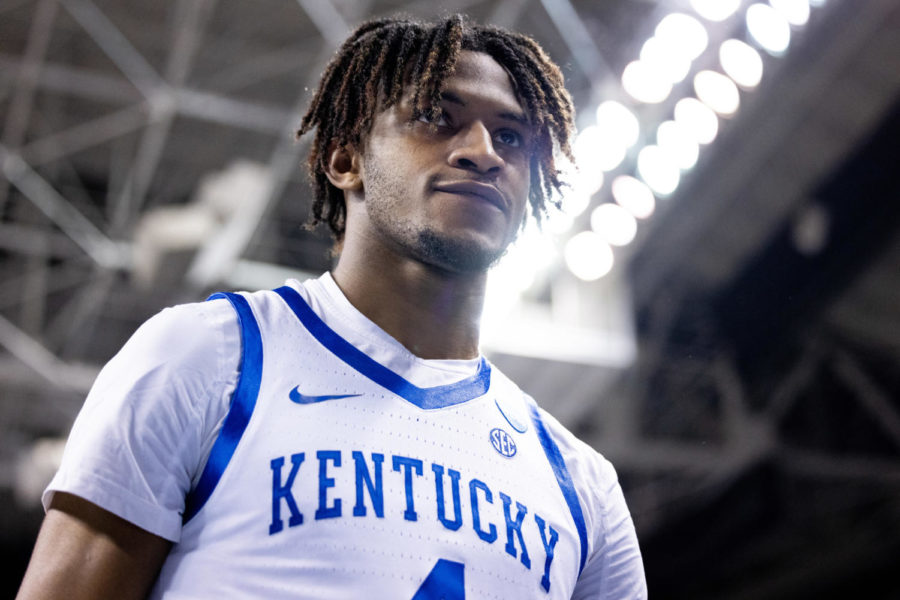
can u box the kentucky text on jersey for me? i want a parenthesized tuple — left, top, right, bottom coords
(268, 449, 561, 593)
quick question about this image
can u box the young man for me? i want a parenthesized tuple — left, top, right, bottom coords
(18, 15, 646, 599)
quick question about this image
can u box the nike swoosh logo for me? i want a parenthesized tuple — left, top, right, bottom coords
(289, 386, 362, 405)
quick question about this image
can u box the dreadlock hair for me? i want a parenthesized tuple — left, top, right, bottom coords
(297, 14, 576, 239)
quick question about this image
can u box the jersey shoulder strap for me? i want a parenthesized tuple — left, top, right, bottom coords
(183, 291, 263, 523)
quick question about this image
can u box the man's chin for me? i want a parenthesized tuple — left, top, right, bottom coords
(415, 229, 509, 274)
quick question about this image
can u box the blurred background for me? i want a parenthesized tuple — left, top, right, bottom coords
(1, 0, 899, 597)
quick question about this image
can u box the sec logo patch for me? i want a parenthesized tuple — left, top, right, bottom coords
(490, 428, 517, 458)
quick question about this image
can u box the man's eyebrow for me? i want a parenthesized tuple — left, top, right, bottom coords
(439, 91, 529, 126)
(440, 91, 467, 107)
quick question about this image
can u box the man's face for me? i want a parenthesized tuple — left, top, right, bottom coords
(354, 50, 533, 274)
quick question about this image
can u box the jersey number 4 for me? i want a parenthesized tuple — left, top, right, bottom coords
(412, 559, 465, 599)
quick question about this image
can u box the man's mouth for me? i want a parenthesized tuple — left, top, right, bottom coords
(433, 181, 507, 212)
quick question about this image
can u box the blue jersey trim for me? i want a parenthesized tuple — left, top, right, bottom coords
(273, 285, 491, 410)
(527, 398, 589, 575)
(183, 292, 263, 523)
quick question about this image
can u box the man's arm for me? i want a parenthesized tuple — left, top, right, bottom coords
(17, 492, 172, 600)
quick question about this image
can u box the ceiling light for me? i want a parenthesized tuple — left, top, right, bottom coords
(574, 125, 626, 172)
(502, 222, 557, 283)
(690, 0, 741, 22)
(622, 60, 673, 104)
(640, 37, 691, 84)
(595, 101, 640, 148)
(769, 0, 810, 26)
(612, 175, 656, 219)
(564, 231, 614, 281)
(560, 183, 591, 217)
(694, 70, 741, 116)
(657, 120, 699, 170)
(655, 13, 709, 60)
(545, 208, 575, 235)
(490, 253, 536, 295)
(637, 145, 680, 196)
(720, 39, 764, 88)
(791, 203, 830, 255)
(575, 167, 604, 196)
(591, 203, 638, 246)
(746, 3, 791, 55)
(674, 97, 719, 144)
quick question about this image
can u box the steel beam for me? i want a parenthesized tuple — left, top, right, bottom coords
(0, 0, 58, 211)
(0, 56, 294, 134)
(60, 0, 164, 98)
(111, 0, 216, 231)
(0, 145, 129, 269)
(20, 104, 148, 167)
(833, 348, 900, 452)
(779, 446, 900, 483)
(296, 0, 349, 46)
(0, 312, 99, 393)
(538, 0, 612, 86)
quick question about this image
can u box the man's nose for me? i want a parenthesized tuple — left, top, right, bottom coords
(447, 122, 505, 174)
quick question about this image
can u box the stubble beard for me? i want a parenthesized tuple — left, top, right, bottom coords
(415, 228, 508, 274)
(364, 161, 511, 274)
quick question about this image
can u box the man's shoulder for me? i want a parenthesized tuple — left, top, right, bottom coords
(140, 296, 240, 350)
(105, 292, 255, 387)
(533, 403, 611, 472)
(153, 282, 305, 338)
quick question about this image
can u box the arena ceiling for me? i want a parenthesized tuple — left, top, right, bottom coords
(1, 0, 899, 597)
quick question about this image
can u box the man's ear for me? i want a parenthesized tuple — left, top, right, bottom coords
(324, 143, 362, 192)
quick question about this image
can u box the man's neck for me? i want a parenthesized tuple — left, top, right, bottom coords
(331, 241, 486, 361)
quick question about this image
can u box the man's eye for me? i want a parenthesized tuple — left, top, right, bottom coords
(495, 130, 522, 148)
(418, 111, 449, 127)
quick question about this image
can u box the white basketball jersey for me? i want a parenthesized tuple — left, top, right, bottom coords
(150, 283, 593, 599)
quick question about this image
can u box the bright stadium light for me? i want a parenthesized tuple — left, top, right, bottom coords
(694, 70, 741, 116)
(569, 146, 604, 196)
(546, 207, 575, 235)
(591, 203, 638, 247)
(560, 183, 591, 217)
(640, 37, 692, 84)
(485, 222, 557, 318)
(612, 175, 656, 219)
(576, 167, 604, 196)
(720, 39, 764, 88)
(595, 101, 640, 148)
(622, 60, 673, 104)
(746, 3, 791, 55)
(674, 97, 719, 144)
(637, 145, 680, 196)
(655, 13, 709, 60)
(657, 120, 699, 170)
(564, 231, 614, 281)
(507, 221, 558, 274)
(574, 125, 627, 172)
(490, 252, 536, 296)
(769, 0, 810, 26)
(690, 0, 741, 22)
(546, 177, 592, 236)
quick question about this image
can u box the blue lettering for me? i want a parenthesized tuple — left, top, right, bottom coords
(352, 451, 384, 518)
(432, 464, 463, 531)
(500, 492, 531, 568)
(269, 453, 304, 534)
(315, 450, 342, 520)
(469, 478, 497, 543)
(413, 559, 465, 599)
(534, 514, 559, 592)
(392, 455, 423, 521)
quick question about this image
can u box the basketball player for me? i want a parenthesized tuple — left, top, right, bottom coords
(18, 15, 647, 599)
